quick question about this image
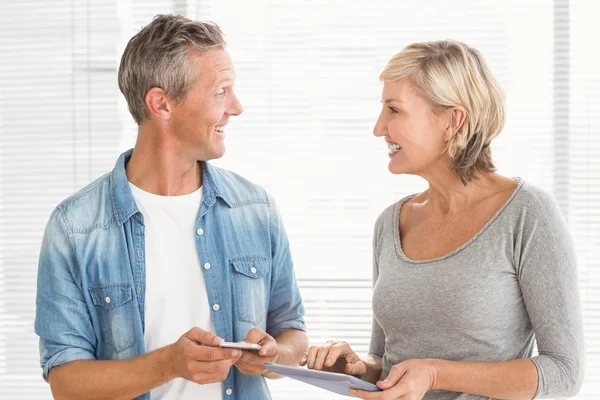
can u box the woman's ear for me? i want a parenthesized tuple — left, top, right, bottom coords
(444, 107, 467, 141)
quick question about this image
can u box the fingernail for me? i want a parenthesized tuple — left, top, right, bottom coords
(308, 362, 313, 369)
(326, 358, 332, 366)
(214, 337, 224, 345)
(315, 362, 321, 369)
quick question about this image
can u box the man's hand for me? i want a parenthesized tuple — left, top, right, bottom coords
(169, 327, 242, 384)
(234, 328, 279, 375)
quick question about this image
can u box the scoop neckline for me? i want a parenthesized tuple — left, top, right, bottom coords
(393, 177, 524, 265)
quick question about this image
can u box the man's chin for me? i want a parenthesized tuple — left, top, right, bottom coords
(215, 144, 226, 159)
(189, 145, 225, 163)
(203, 146, 226, 162)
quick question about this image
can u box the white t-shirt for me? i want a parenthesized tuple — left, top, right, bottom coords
(129, 183, 222, 400)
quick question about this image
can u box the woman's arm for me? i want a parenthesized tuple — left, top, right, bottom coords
(514, 191, 585, 397)
(353, 358, 537, 400)
(433, 358, 537, 399)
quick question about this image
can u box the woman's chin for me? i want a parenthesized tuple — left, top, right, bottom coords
(388, 160, 410, 175)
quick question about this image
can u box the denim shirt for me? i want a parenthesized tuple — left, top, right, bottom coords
(35, 149, 306, 400)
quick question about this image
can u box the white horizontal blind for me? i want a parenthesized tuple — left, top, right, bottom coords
(0, 0, 123, 398)
(1, 1, 598, 399)
(568, 1, 600, 397)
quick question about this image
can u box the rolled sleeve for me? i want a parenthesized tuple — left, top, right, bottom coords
(41, 343, 96, 382)
(265, 194, 306, 338)
(35, 208, 97, 382)
(268, 318, 307, 338)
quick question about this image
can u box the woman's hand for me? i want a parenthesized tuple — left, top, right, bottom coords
(350, 359, 439, 400)
(299, 341, 367, 377)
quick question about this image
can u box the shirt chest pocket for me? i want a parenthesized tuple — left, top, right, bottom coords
(89, 284, 136, 353)
(231, 257, 270, 325)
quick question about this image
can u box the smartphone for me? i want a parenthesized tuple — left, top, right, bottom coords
(219, 341, 262, 351)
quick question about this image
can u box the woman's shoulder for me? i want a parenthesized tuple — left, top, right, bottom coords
(512, 179, 561, 214)
(505, 178, 567, 230)
(374, 193, 419, 233)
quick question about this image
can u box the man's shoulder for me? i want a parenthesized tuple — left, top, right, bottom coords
(209, 164, 271, 207)
(54, 172, 114, 232)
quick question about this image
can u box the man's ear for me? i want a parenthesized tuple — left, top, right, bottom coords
(444, 107, 467, 141)
(145, 88, 172, 121)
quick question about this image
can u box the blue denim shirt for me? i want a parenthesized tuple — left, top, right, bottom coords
(35, 149, 306, 399)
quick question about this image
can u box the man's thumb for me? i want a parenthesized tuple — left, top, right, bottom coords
(186, 327, 222, 346)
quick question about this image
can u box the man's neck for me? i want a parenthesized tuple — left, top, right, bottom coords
(126, 129, 202, 196)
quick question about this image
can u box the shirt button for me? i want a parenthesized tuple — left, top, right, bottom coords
(204, 263, 211, 270)
(213, 304, 220, 311)
(137, 285, 142, 294)
(197, 228, 204, 236)
(105, 296, 111, 304)
(250, 266, 257, 274)
(226, 388, 233, 396)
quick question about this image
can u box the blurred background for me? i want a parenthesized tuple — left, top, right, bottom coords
(1, 0, 599, 398)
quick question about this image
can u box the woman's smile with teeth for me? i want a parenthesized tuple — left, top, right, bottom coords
(388, 142, 402, 154)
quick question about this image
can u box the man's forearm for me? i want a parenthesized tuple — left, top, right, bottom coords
(433, 358, 538, 400)
(264, 329, 308, 379)
(49, 345, 176, 400)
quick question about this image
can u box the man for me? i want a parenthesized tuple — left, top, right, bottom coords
(35, 14, 307, 400)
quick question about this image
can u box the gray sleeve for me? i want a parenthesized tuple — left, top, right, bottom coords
(368, 213, 385, 358)
(515, 191, 585, 398)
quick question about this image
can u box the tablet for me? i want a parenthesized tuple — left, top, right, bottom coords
(265, 363, 382, 397)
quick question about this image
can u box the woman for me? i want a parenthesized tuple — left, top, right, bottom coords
(301, 40, 584, 400)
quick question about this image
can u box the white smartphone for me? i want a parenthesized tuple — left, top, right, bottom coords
(219, 341, 262, 351)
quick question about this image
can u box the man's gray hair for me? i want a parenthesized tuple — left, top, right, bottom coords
(118, 14, 226, 124)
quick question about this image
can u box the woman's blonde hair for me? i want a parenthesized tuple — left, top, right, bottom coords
(379, 40, 505, 184)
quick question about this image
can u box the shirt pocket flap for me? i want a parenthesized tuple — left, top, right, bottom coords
(89, 284, 133, 311)
(231, 257, 269, 279)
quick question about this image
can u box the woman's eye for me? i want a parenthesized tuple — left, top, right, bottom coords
(388, 106, 398, 114)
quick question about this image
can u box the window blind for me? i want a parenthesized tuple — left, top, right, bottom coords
(568, 1, 600, 396)
(0, 0, 121, 397)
